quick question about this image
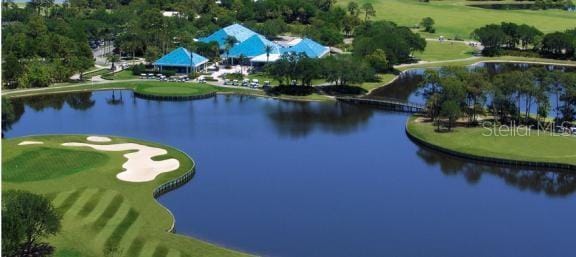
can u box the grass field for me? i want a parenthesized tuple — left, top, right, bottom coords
(103, 70, 138, 80)
(2, 135, 249, 257)
(134, 83, 219, 97)
(413, 40, 476, 61)
(337, 0, 576, 39)
(2, 81, 264, 98)
(407, 118, 576, 166)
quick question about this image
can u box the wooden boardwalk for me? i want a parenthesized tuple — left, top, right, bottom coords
(336, 96, 426, 113)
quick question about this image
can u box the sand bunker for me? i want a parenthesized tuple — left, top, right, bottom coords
(18, 141, 44, 145)
(87, 136, 112, 142)
(62, 142, 180, 182)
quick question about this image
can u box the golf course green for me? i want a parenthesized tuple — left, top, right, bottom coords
(2, 135, 249, 257)
(406, 117, 576, 167)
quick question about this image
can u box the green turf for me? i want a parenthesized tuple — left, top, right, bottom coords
(413, 40, 476, 61)
(2, 148, 109, 182)
(407, 117, 576, 165)
(2, 135, 250, 257)
(135, 83, 217, 96)
(102, 70, 138, 80)
(337, 0, 576, 39)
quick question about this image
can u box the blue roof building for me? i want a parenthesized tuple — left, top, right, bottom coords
(199, 24, 331, 64)
(228, 35, 282, 58)
(199, 23, 258, 49)
(153, 47, 209, 74)
(281, 38, 330, 58)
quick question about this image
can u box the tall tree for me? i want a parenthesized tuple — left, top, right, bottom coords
(361, 2, 375, 22)
(2, 190, 61, 257)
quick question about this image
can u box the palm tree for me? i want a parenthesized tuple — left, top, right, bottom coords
(238, 54, 246, 74)
(225, 36, 238, 65)
(265, 44, 274, 63)
(106, 54, 120, 71)
(361, 3, 376, 22)
(189, 49, 194, 74)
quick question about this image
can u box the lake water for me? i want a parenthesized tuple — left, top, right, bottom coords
(4, 89, 576, 257)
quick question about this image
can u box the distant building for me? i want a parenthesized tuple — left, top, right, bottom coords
(153, 47, 208, 74)
(199, 24, 259, 50)
(199, 23, 330, 64)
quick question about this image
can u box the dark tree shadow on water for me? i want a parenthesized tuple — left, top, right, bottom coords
(416, 147, 576, 197)
(266, 101, 374, 139)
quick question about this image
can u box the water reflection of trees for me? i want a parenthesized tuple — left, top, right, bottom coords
(3, 92, 96, 133)
(106, 90, 124, 106)
(266, 101, 374, 138)
(416, 147, 576, 197)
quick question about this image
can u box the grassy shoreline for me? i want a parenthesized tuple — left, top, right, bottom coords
(406, 117, 576, 169)
(2, 135, 251, 257)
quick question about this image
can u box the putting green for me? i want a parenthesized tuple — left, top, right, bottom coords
(134, 84, 217, 97)
(3, 147, 109, 182)
(2, 135, 249, 257)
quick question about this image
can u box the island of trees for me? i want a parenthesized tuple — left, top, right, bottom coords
(417, 66, 576, 131)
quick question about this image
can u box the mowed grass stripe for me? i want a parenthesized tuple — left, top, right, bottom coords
(166, 248, 182, 257)
(64, 188, 100, 218)
(56, 189, 83, 214)
(139, 241, 159, 257)
(125, 237, 145, 257)
(77, 189, 106, 218)
(92, 193, 124, 230)
(115, 215, 143, 255)
(94, 202, 131, 246)
(81, 190, 119, 225)
(151, 245, 169, 257)
(51, 190, 74, 207)
(104, 208, 140, 250)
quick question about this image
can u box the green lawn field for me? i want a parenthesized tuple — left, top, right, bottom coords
(414, 40, 476, 61)
(2, 135, 250, 257)
(134, 83, 218, 96)
(407, 118, 576, 166)
(337, 0, 576, 39)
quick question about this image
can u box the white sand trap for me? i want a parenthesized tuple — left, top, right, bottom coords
(62, 142, 180, 182)
(18, 141, 44, 145)
(87, 136, 112, 142)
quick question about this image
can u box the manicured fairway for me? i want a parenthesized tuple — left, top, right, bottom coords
(337, 0, 576, 38)
(2, 135, 249, 257)
(407, 118, 576, 166)
(413, 40, 476, 61)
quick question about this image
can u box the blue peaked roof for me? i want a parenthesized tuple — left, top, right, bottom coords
(281, 38, 330, 58)
(199, 23, 258, 49)
(228, 35, 282, 58)
(153, 47, 208, 68)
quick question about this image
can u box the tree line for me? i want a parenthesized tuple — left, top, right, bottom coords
(266, 52, 375, 88)
(472, 22, 576, 59)
(419, 66, 576, 131)
(1, 0, 377, 89)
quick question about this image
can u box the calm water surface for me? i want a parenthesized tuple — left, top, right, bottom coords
(4, 89, 576, 257)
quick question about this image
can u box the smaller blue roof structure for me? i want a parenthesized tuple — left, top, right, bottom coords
(199, 23, 258, 49)
(281, 38, 329, 58)
(228, 35, 282, 58)
(153, 47, 208, 68)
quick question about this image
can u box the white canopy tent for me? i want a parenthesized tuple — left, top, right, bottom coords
(250, 53, 283, 63)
